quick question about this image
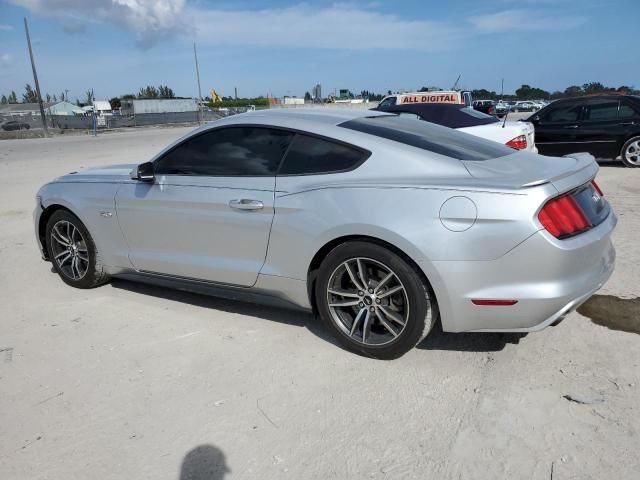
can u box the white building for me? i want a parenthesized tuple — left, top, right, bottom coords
(46, 101, 84, 116)
(120, 99, 198, 115)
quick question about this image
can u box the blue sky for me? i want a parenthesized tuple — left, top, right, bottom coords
(0, 0, 637, 101)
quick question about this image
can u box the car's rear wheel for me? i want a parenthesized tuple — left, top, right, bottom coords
(621, 136, 640, 167)
(315, 241, 435, 359)
(45, 210, 109, 288)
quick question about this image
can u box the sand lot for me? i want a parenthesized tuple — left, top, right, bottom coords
(1, 126, 638, 480)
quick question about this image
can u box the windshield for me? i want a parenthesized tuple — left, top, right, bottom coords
(340, 115, 514, 161)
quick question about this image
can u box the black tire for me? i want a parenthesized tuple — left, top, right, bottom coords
(620, 136, 640, 168)
(45, 210, 109, 289)
(315, 241, 435, 360)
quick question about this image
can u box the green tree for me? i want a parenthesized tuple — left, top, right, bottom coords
(0, 95, 6, 104)
(85, 89, 94, 105)
(158, 85, 175, 98)
(138, 85, 159, 99)
(8, 91, 18, 103)
(304, 91, 312, 101)
(582, 82, 607, 94)
(109, 97, 121, 110)
(564, 85, 583, 97)
(22, 84, 38, 103)
(514, 84, 550, 100)
(53, 94, 57, 102)
(471, 89, 497, 100)
(45, 93, 51, 103)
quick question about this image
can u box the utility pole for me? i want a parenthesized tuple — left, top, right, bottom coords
(234, 87, 237, 100)
(500, 78, 504, 100)
(193, 42, 203, 125)
(65, 89, 69, 102)
(24, 17, 48, 137)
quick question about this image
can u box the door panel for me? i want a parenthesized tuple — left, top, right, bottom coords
(116, 176, 275, 286)
(534, 102, 584, 156)
(573, 99, 623, 158)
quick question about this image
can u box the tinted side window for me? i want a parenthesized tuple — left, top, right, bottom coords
(619, 102, 638, 118)
(541, 103, 583, 123)
(379, 97, 397, 108)
(584, 100, 619, 121)
(155, 127, 293, 176)
(278, 134, 369, 175)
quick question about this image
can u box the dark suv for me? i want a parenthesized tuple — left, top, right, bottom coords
(528, 95, 640, 167)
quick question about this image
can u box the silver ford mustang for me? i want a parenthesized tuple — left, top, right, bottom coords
(34, 109, 616, 359)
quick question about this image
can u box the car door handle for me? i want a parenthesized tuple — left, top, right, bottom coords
(229, 199, 264, 211)
(619, 121, 636, 126)
(563, 125, 579, 129)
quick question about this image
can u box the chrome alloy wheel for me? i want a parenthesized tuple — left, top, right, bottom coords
(50, 220, 89, 280)
(625, 140, 640, 166)
(326, 257, 410, 346)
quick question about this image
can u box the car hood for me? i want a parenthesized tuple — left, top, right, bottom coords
(462, 151, 598, 192)
(54, 163, 137, 183)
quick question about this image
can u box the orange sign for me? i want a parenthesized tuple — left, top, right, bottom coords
(400, 93, 461, 104)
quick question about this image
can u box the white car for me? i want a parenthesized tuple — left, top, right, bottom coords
(375, 104, 537, 152)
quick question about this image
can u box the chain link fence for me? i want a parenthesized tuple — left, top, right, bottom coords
(1, 107, 260, 137)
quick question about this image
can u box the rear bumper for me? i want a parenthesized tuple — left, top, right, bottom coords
(421, 210, 617, 333)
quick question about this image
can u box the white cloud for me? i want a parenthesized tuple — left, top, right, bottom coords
(8, 1, 588, 49)
(190, 5, 461, 51)
(470, 9, 587, 33)
(0, 24, 15, 31)
(9, 0, 188, 47)
(0, 53, 12, 67)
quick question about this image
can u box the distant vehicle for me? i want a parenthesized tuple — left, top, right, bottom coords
(472, 100, 496, 115)
(528, 95, 640, 167)
(513, 101, 537, 112)
(378, 91, 473, 108)
(494, 102, 508, 117)
(1, 120, 31, 131)
(373, 103, 537, 152)
(34, 108, 616, 358)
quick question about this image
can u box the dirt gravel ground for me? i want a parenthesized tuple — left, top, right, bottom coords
(1, 126, 639, 480)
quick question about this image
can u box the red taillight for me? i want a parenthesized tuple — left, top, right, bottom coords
(488, 106, 494, 115)
(591, 179, 604, 196)
(538, 194, 591, 238)
(506, 135, 527, 150)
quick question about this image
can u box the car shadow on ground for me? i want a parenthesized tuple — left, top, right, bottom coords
(417, 321, 527, 352)
(108, 278, 336, 346)
(110, 278, 527, 354)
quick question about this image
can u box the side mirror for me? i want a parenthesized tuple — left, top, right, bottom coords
(131, 162, 155, 182)
(530, 115, 540, 124)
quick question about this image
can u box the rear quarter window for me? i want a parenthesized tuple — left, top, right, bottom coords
(278, 134, 370, 175)
(339, 115, 514, 161)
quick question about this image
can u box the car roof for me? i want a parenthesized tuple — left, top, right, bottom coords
(549, 94, 639, 105)
(226, 108, 390, 125)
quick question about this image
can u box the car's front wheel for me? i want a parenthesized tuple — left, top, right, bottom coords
(315, 241, 435, 359)
(45, 210, 109, 288)
(620, 136, 640, 167)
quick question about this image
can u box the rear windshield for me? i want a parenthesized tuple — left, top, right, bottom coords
(339, 115, 514, 161)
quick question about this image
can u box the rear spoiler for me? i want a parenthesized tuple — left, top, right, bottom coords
(550, 152, 598, 194)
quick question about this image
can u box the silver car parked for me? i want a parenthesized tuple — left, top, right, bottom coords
(34, 109, 616, 358)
